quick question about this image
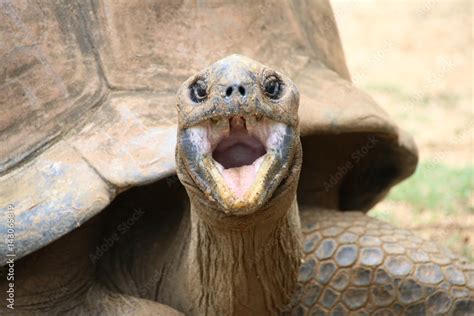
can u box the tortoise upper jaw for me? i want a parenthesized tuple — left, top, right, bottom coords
(178, 115, 296, 215)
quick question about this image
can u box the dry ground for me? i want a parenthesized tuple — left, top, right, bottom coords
(332, 0, 473, 259)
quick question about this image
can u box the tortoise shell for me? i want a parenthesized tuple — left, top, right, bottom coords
(0, 0, 417, 264)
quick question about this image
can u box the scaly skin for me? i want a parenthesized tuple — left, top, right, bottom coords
(288, 210, 474, 315)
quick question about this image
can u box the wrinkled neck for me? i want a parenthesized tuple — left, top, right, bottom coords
(186, 196, 301, 316)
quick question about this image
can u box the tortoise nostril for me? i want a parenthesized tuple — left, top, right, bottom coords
(225, 85, 246, 98)
(226, 86, 233, 97)
(238, 86, 246, 96)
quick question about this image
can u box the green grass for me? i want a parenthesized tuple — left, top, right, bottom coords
(369, 208, 396, 223)
(370, 162, 474, 260)
(445, 233, 474, 261)
(387, 162, 473, 214)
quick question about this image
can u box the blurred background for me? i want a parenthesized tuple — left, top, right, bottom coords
(332, 0, 472, 259)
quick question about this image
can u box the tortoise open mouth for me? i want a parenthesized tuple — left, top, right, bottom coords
(211, 116, 268, 197)
(180, 113, 293, 213)
(204, 115, 288, 198)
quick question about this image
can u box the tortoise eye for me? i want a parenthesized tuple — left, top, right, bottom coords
(190, 79, 208, 103)
(263, 75, 283, 99)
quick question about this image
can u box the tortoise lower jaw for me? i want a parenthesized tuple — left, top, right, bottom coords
(179, 115, 295, 215)
(202, 152, 279, 214)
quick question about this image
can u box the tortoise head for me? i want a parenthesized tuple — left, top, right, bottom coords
(176, 55, 300, 215)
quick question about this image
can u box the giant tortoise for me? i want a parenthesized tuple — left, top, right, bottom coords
(0, 1, 473, 315)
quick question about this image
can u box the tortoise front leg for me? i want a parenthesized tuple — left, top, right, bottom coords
(289, 209, 474, 315)
(0, 215, 182, 316)
(79, 284, 183, 316)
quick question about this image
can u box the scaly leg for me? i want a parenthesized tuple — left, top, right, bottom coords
(289, 209, 474, 315)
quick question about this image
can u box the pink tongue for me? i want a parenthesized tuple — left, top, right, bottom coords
(221, 164, 257, 197)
